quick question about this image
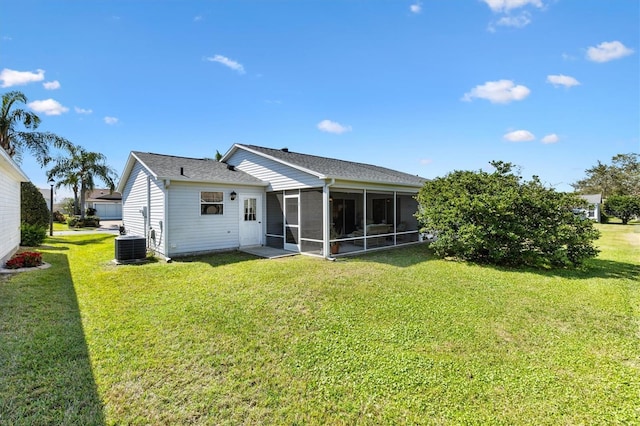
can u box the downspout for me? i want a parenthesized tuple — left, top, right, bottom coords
(163, 179, 171, 261)
(146, 176, 151, 245)
(323, 178, 335, 258)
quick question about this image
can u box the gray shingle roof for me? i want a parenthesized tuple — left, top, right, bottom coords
(238, 144, 427, 187)
(580, 194, 602, 204)
(132, 151, 266, 185)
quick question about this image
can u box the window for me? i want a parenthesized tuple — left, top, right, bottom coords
(201, 191, 223, 215)
(244, 198, 257, 221)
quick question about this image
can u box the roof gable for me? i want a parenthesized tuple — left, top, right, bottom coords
(117, 151, 266, 192)
(223, 144, 427, 187)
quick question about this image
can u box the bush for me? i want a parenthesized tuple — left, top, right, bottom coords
(86, 207, 97, 216)
(21, 181, 50, 228)
(53, 210, 66, 223)
(67, 216, 100, 228)
(416, 161, 601, 268)
(4, 251, 43, 269)
(20, 224, 47, 247)
(604, 195, 640, 225)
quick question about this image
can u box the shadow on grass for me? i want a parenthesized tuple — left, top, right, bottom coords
(353, 244, 639, 281)
(0, 252, 105, 424)
(173, 250, 259, 268)
(46, 234, 115, 246)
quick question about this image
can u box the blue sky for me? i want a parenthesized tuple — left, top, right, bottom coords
(1, 0, 638, 199)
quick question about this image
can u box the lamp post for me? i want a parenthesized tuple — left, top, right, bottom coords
(48, 178, 54, 236)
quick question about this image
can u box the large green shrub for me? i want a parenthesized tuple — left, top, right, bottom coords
(20, 223, 46, 246)
(416, 161, 600, 268)
(604, 195, 640, 224)
(21, 181, 50, 228)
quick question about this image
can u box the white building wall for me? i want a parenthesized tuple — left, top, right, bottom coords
(121, 161, 166, 256)
(166, 182, 263, 256)
(227, 150, 320, 191)
(0, 154, 27, 265)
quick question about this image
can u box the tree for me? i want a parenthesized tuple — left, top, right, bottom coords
(604, 195, 640, 225)
(47, 145, 117, 219)
(572, 153, 640, 197)
(215, 150, 223, 161)
(0, 91, 71, 165)
(20, 181, 49, 246)
(21, 181, 50, 227)
(54, 171, 81, 215)
(416, 161, 600, 268)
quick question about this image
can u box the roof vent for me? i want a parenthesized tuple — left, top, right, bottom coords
(227, 164, 235, 171)
(281, 147, 289, 153)
(180, 167, 184, 176)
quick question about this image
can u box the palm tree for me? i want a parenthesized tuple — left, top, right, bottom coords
(54, 172, 81, 215)
(47, 145, 118, 219)
(0, 91, 71, 165)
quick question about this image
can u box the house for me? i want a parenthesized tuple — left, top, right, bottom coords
(117, 144, 426, 259)
(39, 188, 53, 211)
(579, 194, 602, 222)
(85, 189, 122, 219)
(0, 147, 29, 266)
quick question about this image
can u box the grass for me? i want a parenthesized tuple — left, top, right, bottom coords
(1, 225, 638, 424)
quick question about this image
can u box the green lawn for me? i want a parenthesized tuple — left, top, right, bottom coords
(1, 225, 638, 424)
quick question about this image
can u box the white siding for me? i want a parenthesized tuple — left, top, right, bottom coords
(166, 182, 263, 256)
(0, 158, 26, 265)
(121, 161, 167, 256)
(227, 150, 320, 191)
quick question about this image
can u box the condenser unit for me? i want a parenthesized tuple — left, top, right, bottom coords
(114, 236, 147, 262)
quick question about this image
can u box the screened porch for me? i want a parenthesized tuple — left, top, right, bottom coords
(265, 188, 420, 257)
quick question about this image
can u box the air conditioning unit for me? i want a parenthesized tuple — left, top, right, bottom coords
(115, 236, 147, 262)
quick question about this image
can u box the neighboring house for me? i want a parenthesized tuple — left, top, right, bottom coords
(39, 188, 53, 211)
(0, 148, 29, 266)
(85, 189, 122, 219)
(117, 144, 426, 259)
(579, 194, 602, 222)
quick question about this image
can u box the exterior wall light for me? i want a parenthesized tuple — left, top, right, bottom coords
(230, 191, 237, 201)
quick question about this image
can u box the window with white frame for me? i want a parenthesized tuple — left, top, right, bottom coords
(201, 191, 224, 215)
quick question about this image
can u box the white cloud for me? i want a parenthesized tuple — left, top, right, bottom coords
(410, 2, 422, 14)
(0, 68, 45, 87)
(503, 130, 535, 142)
(483, 0, 543, 12)
(27, 99, 69, 116)
(546, 74, 580, 88)
(586, 41, 634, 63)
(494, 12, 531, 28)
(193, 15, 203, 22)
(205, 54, 245, 74)
(104, 116, 119, 125)
(43, 80, 61, 90)
(74, 106, 93, 115)
(317, 119, 352, 134)
(419, 158, 433, 165)
(541, 133, 559, 144)
(462, 79, 530, 104)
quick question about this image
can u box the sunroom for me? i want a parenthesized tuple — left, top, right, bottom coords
(265, 187, 420, 257)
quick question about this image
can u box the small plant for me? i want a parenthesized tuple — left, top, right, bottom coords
(53, 210, 66, 223)
(67, 216, 100, 228)
(86, 207, 97, 216)
(4, 251, 43, 269)
(20, 224, 46, 246)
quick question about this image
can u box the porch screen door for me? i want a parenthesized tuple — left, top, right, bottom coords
(284, 195, 300, 252)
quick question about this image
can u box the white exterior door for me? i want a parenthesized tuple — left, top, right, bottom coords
(239, 195, 262, 247)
